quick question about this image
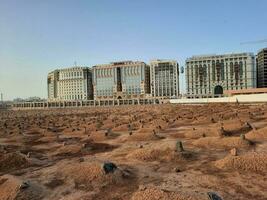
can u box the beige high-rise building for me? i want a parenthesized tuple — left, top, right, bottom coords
(47, 71, 58, 100)
(92, 61, 151, 100)
(47, 67, 93, 101)
(256, 48, 267, 88)
(185, 53, 256, 97)
(150, 59, 179, 98)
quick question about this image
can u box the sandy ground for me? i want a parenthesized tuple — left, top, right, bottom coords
(0, 103, 267, 200)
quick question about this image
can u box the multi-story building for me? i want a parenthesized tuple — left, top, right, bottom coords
(47, 71, 58, 100)
(93, 61, 150, 99)
(150, 59, 179, 98)
(47, 67, 93, 101)
(256, 48, 267, 88)
(185, 53, 256, 97)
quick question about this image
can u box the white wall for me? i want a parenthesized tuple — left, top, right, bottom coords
(170, 93, 267, 104)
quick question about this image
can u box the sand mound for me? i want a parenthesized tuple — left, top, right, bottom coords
(222, 119, 243, 130)
(131, 187, 200, 200)
(36, 136, 55, 144)
(127, 147, 190, 162)
(245, 127, 267, 141)
(100, 120, 113, 128)
(151, 119, 169, 130)
(62, 161, 127, 188)
(0, 152, 30, 172)
(127, 148, 164, 162)
(184, 128, 218, 139)
(215, 153, 267, 173)
(88, 130, 108, 141)
(112, 124, 129, 132)
(0, 175, 43, 200)
(88, 130, 119, 142)
(51, 144, 81, 157)
(192, 136, 251, 149)
(128, 128, 163, 141)
(137, 128, 155, 133)
(85, 123, 98, 131)
(0, 175, 19, 200)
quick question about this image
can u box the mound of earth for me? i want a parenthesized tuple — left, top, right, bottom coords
(88, 130, 108, 142)
(192, 136, 251, 149)
(51, 144, 82, 157)
(61, 161, 130, 189)
(0, 175, 43, 200)
(99, 119, 114, 129)
(36, 135, 57, 144)
(151, 119, 169, 130)
(0, 152, 30, 172)
(215, 153, 267, 173)
(128, 128, 163, 141)
(127, 147, 191, 162)
(183, 128, 218, 139)
(112, 124, 129, 132)
(85, 123, 98, 132)
(222, 119, 243, 130)
(131, 187, 202, 200)
(127, 148, 164, 162)
(245, 127, 267, 141)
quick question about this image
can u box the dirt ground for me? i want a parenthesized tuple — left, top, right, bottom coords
(0, 103, 267, 200)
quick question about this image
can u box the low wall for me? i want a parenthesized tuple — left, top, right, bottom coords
(170, 93, 267, 104)
(12, 98, 163, 110)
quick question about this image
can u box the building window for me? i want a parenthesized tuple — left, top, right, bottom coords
(239, 61, 243, 77)
(221, 62, 225, 80)
(230, 62, 234, 78)
(212, 62, 215, 81)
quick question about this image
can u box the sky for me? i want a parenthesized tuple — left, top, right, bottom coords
(0, 0, 267, 100)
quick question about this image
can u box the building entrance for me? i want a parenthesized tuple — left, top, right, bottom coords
(214, 85, 223, 95)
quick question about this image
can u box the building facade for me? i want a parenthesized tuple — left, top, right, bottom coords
(150, 59, 179, 98)
(93, 61, 150, 99)
(47, 71, 58, 100)
(185, 53, 256, 97)
(256, 48, 267, 88)
(47, 67, 93, 101)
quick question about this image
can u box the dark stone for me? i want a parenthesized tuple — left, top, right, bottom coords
(240, 134, 246, 140)
(103, 162, 117, 174)
(174, 167, 181, 173)
(176, 140, 184, 152)
(208, 192, 223, 200)
(245, 122, 256, 130)
(218, 127, 231, 137)
(19, 181, 30, 190)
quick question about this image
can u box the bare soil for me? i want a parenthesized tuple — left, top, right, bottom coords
(0, 103, 267, 200)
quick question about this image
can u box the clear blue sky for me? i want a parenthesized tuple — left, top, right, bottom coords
(1, 0, 267, 100)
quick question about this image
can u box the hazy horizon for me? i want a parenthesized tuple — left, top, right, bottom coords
(1, 0, 267, 100)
